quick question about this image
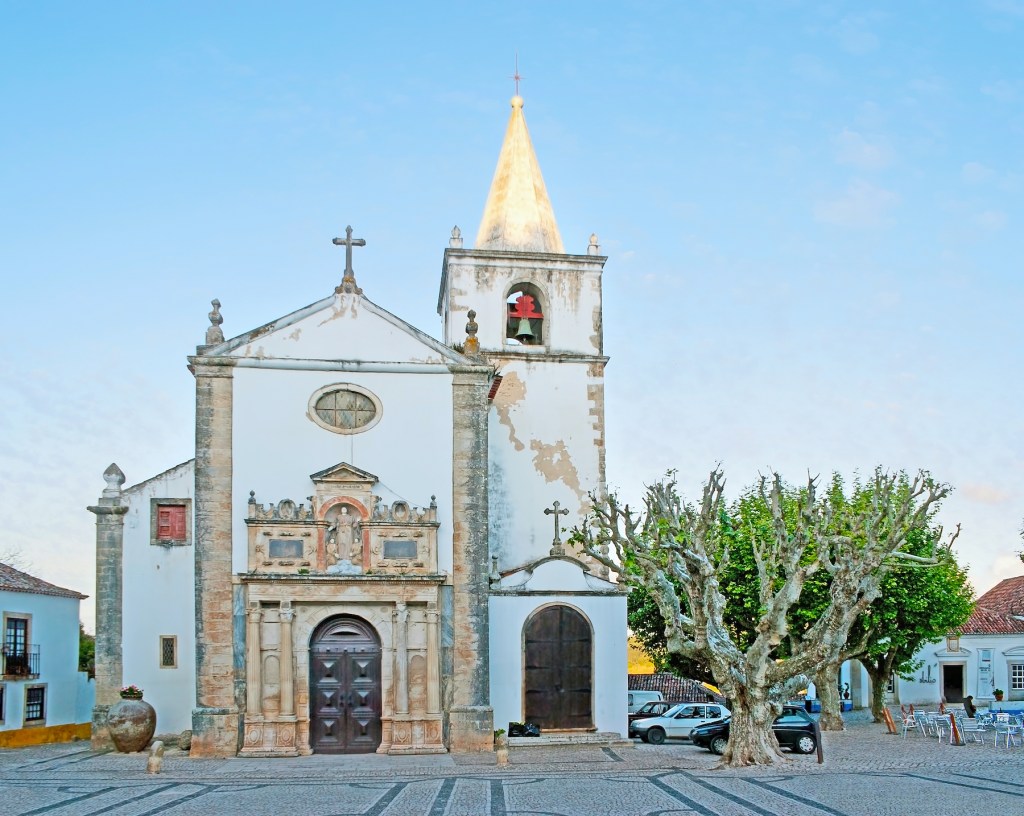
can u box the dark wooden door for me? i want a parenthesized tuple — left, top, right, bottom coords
(310, 617, 381, 753)
(524, 605, 593, 730)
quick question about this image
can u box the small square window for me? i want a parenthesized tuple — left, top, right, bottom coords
(25, 686, 44, 722)
(159, 636, 177, 669)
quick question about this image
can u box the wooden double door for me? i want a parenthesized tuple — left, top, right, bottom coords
(524, 605, 593, 730)
(309, 616, 382, 754)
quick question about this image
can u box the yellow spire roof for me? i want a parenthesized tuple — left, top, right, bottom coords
(475, 95, 564, 254)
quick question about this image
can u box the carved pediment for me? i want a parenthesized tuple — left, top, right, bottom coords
(310, 462, 378, 487)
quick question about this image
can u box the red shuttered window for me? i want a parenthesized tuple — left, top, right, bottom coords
(157, 505, 187, 541)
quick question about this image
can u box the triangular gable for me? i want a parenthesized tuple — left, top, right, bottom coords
(310, 462, 379, 487)
(493, 555, 620, 594)
(203, 292, 473, 367)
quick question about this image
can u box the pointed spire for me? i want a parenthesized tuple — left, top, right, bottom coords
(475, 95, 564, 254)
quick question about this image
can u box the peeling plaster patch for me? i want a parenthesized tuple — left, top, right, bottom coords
(318, 298, 359, 326)
(284, 328, 302, 342)
(492, 371, 527, 451)
(529, 439, 585, 501)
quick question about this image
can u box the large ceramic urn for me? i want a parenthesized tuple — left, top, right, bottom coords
(107, 694, 157, 753)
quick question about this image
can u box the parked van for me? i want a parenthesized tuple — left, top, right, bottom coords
(627, 690, 664, 713)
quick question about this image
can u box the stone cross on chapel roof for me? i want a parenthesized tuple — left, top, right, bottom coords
(544, 500, 570, 557)
(333, 225, 366, 294)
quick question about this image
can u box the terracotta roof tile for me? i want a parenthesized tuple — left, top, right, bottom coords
(628, 673, 726, 704)
(0, 562, 87, 600)
(961, 607, 1024, 635)
(975, 575, 1024, 617)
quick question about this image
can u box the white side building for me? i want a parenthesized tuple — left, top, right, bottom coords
(1, 562, 93, 746)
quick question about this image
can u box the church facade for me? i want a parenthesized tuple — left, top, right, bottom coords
(90, 94, 627, 757)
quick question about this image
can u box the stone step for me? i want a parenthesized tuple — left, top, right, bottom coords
(507, 731, 633, 748)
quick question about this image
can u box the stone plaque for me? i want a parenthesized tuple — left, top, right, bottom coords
(383, 540, 417, 559)
(269, 539, 303, 558)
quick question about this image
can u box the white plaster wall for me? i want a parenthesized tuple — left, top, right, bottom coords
(227, 295, 450, 363)
(488, 594, 627, 735)
(0, 590, 84, 730)
(443, 256, 604, 354)
(488, 361, 604, 570)
(122, 462, 197, 733)
(231, 367, 454, 574)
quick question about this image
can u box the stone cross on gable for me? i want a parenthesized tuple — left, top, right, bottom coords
(332, 225, 366, 294)
(544, 500, 570, 557)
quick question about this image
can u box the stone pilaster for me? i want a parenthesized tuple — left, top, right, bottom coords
(245, 603, 262, 716)
(87, 463, 128, 751)
(279, 602, 295, 718)
(448, 369, 493, 751)
(394, 602, 409, 715)
(426, 603, 440, 715)
(189, 358, 240, 756)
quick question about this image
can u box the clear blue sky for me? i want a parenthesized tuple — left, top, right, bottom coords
(2, 2, 1021, 629)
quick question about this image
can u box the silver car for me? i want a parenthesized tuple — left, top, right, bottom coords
(630, 703, 731, 744)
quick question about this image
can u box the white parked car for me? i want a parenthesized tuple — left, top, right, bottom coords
(629, 702, 730, 744)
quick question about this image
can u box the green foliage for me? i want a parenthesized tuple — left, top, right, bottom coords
(624, 469, 969, 687)
(78, 623, 95, 677)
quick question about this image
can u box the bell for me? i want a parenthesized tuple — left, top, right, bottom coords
(514, 317, 534, 342)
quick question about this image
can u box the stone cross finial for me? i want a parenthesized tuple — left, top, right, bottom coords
(206, 299, 225, 345)
(587, 233, 600, 256)
(544, 500, 570, 556)
(449, 225, 463, 248)
(464, 309, 480, 356)
(332, 225, 366, 294)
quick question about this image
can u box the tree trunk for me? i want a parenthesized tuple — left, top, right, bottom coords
(720, 690, 785, 766)
(815, 663, 845, 731)
(864, 659, 890, 723)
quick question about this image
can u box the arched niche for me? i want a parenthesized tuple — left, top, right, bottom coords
(506, 282, 546, 346)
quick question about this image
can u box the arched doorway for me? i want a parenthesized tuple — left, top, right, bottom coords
(524, 604, 593, 730)
(309, 616, 382, 753)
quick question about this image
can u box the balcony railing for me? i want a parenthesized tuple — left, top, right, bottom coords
(2, 645, 40, 677)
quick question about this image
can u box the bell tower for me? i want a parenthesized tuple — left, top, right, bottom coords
(438, 93, 609, 571)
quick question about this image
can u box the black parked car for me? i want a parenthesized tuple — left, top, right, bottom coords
(690, 705, 817, 755)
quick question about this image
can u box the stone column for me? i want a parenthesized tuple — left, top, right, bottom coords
(279, 602, 295, 717)
(87, 463, 128, 750)
(394, 602, 409, 715)
(426, 602, 440, 715)
(448, 368, 493, 751)
(245, 603, 262, 717)
(189, 356, 239, 757)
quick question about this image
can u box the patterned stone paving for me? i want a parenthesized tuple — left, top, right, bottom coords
(2, 718, 1023, 815)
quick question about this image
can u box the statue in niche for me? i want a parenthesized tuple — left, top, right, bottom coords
(326, 504, 363, 575)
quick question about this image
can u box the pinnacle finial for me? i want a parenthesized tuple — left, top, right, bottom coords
(102, 463, 126, 497)
(450, 225, 463, 248)
(464, 309, 480, 356)
(206, 299, 225, 345)
(588, 234, 601, 255)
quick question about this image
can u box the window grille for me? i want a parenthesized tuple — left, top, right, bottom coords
(160, 636, 177, 668)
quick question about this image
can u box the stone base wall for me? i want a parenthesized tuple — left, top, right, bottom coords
(447, 705, 494, 753)
(189, 706, 240, 758)
(382, 714, 446, 754)
(90, 704, 113, 751)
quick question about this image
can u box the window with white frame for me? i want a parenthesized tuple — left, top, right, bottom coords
(1010, 662, 1024, 692)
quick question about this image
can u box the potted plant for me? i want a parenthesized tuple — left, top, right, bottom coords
(994, 688, 1005, 701)
(107, 684, 156, 752)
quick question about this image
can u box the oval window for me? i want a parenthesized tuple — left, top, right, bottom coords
(308, 384, 382, 434)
